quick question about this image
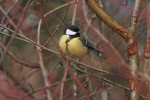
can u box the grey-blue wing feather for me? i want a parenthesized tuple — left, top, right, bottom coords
(86, 41, 100, 52)
(79, 37, 102, 53)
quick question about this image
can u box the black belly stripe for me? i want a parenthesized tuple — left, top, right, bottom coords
(65, 39, 70, 55)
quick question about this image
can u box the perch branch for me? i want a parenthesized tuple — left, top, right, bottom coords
(34, 0, 93, 99)
(86, 0, 140, 100)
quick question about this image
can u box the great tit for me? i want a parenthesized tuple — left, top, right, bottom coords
(59, 25, 101, 59)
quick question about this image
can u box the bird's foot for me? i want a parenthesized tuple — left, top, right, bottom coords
(75, 59, 80, 65)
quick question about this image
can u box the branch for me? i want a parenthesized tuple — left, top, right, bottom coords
(71, 0, 79, 98)
(72, 0, 79, 25)
(130, 0, 141, 35)
(0, 6, 24, 35)
(128, 0, 141, 100)
(0, 23, 114, 75)
(86, 0, 128, 41)
(144, 0, 150, 99)
(60, 65, 67, 100)
(81, 0, 130, 79)
(34, 0, 93, 99)
(37, 12, 53, 100)
(41, 1, 74, 46)
(4, 0, 40, 15)
(86, 0, 140, 100)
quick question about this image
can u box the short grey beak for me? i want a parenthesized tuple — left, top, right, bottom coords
(77, 31, 81, 34)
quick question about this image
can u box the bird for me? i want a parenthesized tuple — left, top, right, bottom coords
(59, 25, 102, 60)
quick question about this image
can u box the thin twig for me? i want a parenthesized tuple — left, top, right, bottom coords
(60, 65, 68, 100)
(34, 0, 92, 99)
(19, 86, 49, 100)
(86, 0, 128, 41)
(0, 5, 24, 35)
(4, 0, 40, 15)
(7, 0, 20, 14)
(48, 59, 60, 76)
(36, 0, 73, 47)
(43, 0, 71, 46)
(0, 0, 20, 32)
(19, 70, 129, 100)
(71, 0, 79, 98)
(0, 23, 114, 75)
(130, 0, 141, 35)
(85, 1, 140, 100)
(37, 1, 75, 47)
(49, 59, 61, 99)
(79, 9, 91, 28)
(72, 0, 79, 25)
(82, 1, 130, 73)
(37, 10, 53, 100)
(0, 0, 31, 64)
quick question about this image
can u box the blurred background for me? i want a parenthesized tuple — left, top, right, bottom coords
(0, 0, 148, 100)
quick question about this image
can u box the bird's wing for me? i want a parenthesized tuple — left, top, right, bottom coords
(79, 37, 103, 53)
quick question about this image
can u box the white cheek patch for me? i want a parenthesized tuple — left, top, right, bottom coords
(66, 29, 76, 35)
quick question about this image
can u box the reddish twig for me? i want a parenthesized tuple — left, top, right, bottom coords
(37, 10, 53, 99)
(0, 23, 113, 75)
(4, 0, 40, 15)
(60, 65, 68, 100)
(0, 0, 32, 65)
(72, 0, 79, 25)
(34, 0, 93, 99)
(43, 0, 72, 46)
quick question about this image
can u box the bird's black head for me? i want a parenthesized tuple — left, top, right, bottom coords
(64, 25, 81, 39)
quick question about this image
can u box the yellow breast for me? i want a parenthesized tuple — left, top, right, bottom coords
(59, 35, 88, 58)
(67, 38, 88, 58)
(59, 35, 69, 55)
